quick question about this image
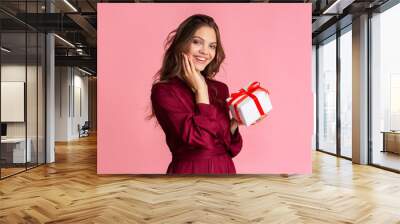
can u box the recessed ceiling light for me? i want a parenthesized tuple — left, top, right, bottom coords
(54, 34, 75, 48)
(63, 0, 78, 12)
(322, 0, 354, 14)
(78, 67, 93, 76)
(1, 47, 11, 53)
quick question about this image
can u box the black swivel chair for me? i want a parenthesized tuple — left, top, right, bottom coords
(79, 121, 90, 138)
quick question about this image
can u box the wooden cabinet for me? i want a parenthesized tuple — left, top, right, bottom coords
(382, 131, 400, 154)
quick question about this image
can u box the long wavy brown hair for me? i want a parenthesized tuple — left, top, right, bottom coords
(147, 14, 226, 121)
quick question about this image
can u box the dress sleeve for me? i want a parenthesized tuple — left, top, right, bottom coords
(151, 83, 222, 149)
(229, 125, 243, 157)
(223, 83, 243, 158)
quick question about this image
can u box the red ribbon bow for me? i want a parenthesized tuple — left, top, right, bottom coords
(227, 81, 270, 125)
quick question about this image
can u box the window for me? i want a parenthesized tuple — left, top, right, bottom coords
(339, 27, 352, 158)
(317, 35, 337, 154)
(371, 2, 400, 171)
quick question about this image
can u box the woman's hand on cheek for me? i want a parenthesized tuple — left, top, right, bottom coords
(181, 53, 207, 94)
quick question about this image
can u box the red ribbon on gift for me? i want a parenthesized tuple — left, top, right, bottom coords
(227, 81, 270, 125)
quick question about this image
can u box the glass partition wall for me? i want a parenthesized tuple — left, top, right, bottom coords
(0, 1, 46, 179)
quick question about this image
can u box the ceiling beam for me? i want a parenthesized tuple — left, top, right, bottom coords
(67, 13, 97, 46)
(322, 0, 356, 14)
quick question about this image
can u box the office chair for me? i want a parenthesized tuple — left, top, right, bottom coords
(79, 121, 90, 138)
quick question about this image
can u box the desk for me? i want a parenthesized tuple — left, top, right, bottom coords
(1, 138, 32, 163)
(381, 131, 400, 154)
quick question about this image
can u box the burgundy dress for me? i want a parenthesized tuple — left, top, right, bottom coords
(151, 76, 243, 174)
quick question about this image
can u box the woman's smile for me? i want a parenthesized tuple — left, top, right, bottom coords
(193, 55, 209, 64)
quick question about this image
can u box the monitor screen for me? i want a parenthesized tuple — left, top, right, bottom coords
(1, 123, 7, 137)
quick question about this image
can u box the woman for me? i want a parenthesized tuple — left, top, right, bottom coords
(149, 14, 242, 174)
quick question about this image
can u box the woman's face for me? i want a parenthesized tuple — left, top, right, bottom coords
(185, 26, 217, 72)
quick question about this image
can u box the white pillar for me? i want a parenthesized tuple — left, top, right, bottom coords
(352, 14, 369, 164)
(46, 1, 55, 163)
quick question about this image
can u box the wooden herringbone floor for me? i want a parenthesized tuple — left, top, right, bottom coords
(1, 133, 400, 224)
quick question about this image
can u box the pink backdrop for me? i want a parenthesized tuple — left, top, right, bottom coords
(97, 3, 312, 174)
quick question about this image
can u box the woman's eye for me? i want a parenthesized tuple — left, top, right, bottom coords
(210, 45, 217, 49)
(193, 39, 201, 45)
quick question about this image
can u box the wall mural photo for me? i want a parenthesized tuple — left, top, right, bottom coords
(97, 3, 313, 174)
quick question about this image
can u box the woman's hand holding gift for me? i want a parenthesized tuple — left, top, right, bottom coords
(230, 118, 239, 135)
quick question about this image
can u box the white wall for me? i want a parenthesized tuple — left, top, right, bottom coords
(55, 67, 89, 141)
(55, 66, 69, 141)
(1, 66, 26, 139)
(71, 71, 89, 138)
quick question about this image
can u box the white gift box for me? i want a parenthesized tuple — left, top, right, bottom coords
(226, 82, 272, 126)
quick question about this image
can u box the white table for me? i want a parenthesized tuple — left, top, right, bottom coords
(1, 138, 32, 163)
